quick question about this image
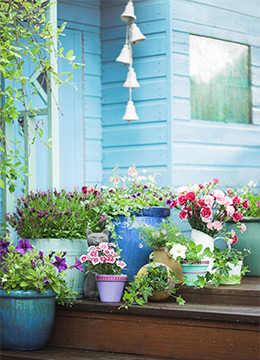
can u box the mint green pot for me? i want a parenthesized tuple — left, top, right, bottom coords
(29, 238, 87, 298)
(230, 218, 260, 276)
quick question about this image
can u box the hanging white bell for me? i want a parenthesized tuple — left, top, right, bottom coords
(120, 0, 136, 23)
(116, 44, 131, 65)
(123, 100, 139, 121)
(123, 67, 140, 88)
(130, 23, 146, 44)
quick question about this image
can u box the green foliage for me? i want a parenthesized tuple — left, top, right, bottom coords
(120, 262, 185, 309)
(170, 240, 212, 263)
(0, 241, 79, 305)
(137, 219, 189, 249)
(0, 0, 81, 192)
(240, 184, 260, 217)
(206, 247, 250, 286)
(5, 188, 106, 239)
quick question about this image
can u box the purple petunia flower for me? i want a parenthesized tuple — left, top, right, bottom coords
(0, 239, 10, 254)
(30, 259, 36, 268)
(15, 239, 34, 255)
(51, 256, 67, 273)
(165, 198, 173, 207)
(70, 257, 84, 272)
(131, 194, 137, 199)
(143, 185, 148, 190)
(158, 197, 163, 202)
(136, 192, 142, 197)
(41, 276, 50, 285)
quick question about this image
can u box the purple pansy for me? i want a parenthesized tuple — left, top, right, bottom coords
(15, 239, 34, 255)
(70, 257, 84, 272)
(51, 256, 67, 273)
(0, 239, 10, 254)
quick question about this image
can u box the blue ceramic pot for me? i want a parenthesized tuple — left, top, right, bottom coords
(181, 261, 209, 286)
(113, 207, 170, 281)
(0, 289, 56, 350)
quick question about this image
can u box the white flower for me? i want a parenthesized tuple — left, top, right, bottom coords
(178, 186, 189, 195)
(190, 184, 199, 192)
(170, 244, 187, 261)
(14, 265, 19, 269)
(1, 276, 7, 282)
(142, 169, 147, 173)
(248, 180, 257, 188)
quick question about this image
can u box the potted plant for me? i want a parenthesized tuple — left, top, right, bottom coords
(207, 247, 250, 286)
(5, 188, 107, 298)
(100, 166, 176, 280)
(137, 219, 189, 281)
(80, 242, 127, 303)
(169, 241, 212, 286)
(229, 180, 260, 276)
(0, 238, 83, 351)
(170, 178, 249, 271)
(120, 261, 185, 309)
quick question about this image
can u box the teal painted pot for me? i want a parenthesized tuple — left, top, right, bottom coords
(113, 207, 170, 281)
(0, 289, 56, 350)
(181, 261, 209, 286)
(227, 218, 260, 276)
(29, 238, 87, 298)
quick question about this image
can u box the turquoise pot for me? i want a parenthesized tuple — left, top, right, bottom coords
(230, 217, 260, 276)
(181, 261, 209, 286)
(29, 238, 87, 298)
(113, 207, 170, 281)
(0, 289, 56, 350)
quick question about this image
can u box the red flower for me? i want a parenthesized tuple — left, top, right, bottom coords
(178, 195, 187, 206)
(242, 199, 249, 209)
(200, 207, 212, 219)
(233, 196, 241, 205)
(199, 184, 205, 189)
(170, 200, 178, 209)
(179, 210, 188, 220)
(185, 192, 196, 202)
(230, 235, 238, 244)
(197, 199, 206, 208)
(232, 211, 243, 223)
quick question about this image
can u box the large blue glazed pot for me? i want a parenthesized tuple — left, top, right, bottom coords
(113, 207, 170, 281)
(0, 289, 56, 350)
(29, 238, 87, 298)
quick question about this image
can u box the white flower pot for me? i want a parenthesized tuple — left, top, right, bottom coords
(220, 261, 243, 285)
(191, 229, 215, 273)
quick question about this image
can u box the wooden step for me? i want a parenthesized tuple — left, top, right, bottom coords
(1, 347, 167, 360)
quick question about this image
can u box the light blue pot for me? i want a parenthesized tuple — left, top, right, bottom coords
(28, 238, 87, 298)
(0, 289, 56, 350)
(181, 261, 209, 286)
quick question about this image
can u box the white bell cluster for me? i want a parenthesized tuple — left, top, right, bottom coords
(116, 0, 146, 123)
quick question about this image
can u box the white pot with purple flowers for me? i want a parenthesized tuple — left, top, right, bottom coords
(4, 188, 108, 298)
(0, 238, 83, 351)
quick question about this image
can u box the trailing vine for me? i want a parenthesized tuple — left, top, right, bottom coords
(0, 0, 80, 193)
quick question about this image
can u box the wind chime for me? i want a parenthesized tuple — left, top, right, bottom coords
(116, 0, 146, 124)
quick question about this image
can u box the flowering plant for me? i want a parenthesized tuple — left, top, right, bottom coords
(100, 166, 175, 236)
(170, 241, 212, 264)
(239, 181, 260, 217)
(137, 219, 188, 249)
(0, 238, 84, 305)
(170, 178, 249, 245)
(5, 188, 107, 239)
(80, 242, 127, 275)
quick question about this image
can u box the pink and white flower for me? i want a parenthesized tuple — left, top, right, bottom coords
(99, 242, 109, 250)
(213, 190, 226, 205)
(240, 223, 246, 233)
(80, 254, 88, 263)
(116, 260, 127, 269)
(92, 257, 100, 265)
(204, 195, 214, 208)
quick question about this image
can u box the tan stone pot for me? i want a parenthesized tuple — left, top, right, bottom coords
(137, 262, 174, 302)
(152, 247, 184, 282)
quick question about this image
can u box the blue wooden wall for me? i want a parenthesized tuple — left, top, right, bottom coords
(58, 0, 103, 187)
(101, 0, 260, 192)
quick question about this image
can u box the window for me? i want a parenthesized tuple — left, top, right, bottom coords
(190, 35, 251, 123)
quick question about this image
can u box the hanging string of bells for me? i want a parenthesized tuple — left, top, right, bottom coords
(116, 0, 146, 124)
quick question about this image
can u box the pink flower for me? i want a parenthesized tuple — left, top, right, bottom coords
(178, 195, 187, 206)
(185, 192, 196, 202)
(87, 246, 95, 252)
(92, 257, 100, 265)
(242, 199, 249, 209)
(199, 184, 205, 189)
(212, 221, 222, 231)
(104, 249, 110, 255)
(200, 207, 212, 223)
(179, 210, 188, 220)
(80, 255, 88, 262)
(204, 195, 214, 208)
(99, 256, 106, 263)
(240, 224, 246, 233)
(257, 201, 260, 208)
(229, 229, 238, 244)
(214, 190, 226, 205)
(170, 200, 178, 209)
(89, 250, 98, 258)
(207, 223, 214, 230)
(232, 211, 243, 223)
(213, 178, 219, 184)
(226, 205, 235, 216)
(233, 196, 241, 204)
(99, 242, 108, 250)
(178, 186, 189, 195)
(117, 260, 127, 269)
(106, 256, 115, 263)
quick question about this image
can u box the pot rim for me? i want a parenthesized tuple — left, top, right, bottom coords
(95, 274, 127, 281)
(0, 289, 56, 298)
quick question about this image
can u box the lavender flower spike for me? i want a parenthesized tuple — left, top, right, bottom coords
(15, 239, 34, 255)
(51, 256, 68, 273)
(70, 257, 84, 272)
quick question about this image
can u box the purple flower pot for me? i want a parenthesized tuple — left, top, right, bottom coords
(95, 274, 127, 303)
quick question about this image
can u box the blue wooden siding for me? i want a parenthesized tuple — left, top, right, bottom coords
(101, 0, 171, 185)
(58, 0, 102, 186)
(170, 0, 260, 190)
